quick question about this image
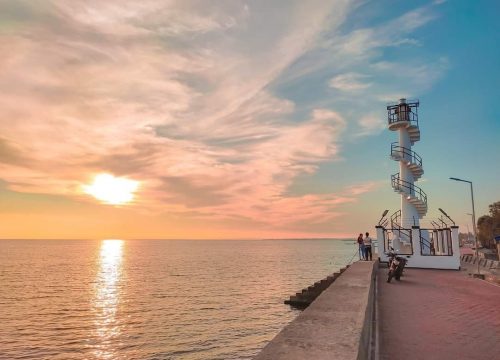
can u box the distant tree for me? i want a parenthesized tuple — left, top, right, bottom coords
(477, 215, 494, 248)
(489, 201, 500, 217)
(458, 232, 473, 245)
(477, 201, 500, 249)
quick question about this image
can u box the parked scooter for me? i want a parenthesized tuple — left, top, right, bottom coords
(387, 247, 407, 283)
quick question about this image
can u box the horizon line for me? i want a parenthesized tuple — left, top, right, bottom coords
(0, 237, 355, 241)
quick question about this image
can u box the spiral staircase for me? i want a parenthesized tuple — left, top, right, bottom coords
(390, 209, 412, 246)
(390, 142, 423, 180)
(391, 173, 427, 218)
(388, 99, 428, 219)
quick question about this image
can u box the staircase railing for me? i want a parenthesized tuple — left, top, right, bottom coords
(390, 210, 410, 239)
(390, 142, 422, 168)
(393, 224, 412, 244)
(391, 173, 427, 205)
(390, 210, 401, 227)
(419, 229, 453, 256)
(386, 210, 413, 255)
(383, 228, 414, 255)
(419, 234, 433, 253)
(387, 100, 419, 127)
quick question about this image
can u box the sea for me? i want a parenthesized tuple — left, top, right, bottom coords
(0, 239, 358, 359)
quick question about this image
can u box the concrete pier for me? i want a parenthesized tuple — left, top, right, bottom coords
(254, 260, 377, 360)
(284, 266, 349, 308)
(254, 259, 500, 359)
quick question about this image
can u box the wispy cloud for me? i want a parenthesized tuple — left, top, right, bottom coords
(329, 72, 372, 91)
(0, 0, 366, 232)
(279, 3, 439, 82)
(275, 2, 448, 139)
(0, 0, 449, 235)
(356, 114, 386, 137)
(370, 57, 449, 91)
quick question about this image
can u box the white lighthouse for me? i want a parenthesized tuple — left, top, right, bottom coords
(388, 99, 426, 227)
(376, 99, 461, 270)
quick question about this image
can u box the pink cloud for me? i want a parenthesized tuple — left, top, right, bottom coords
(0, 1, 381, 233)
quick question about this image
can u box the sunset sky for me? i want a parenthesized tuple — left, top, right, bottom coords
(0, 0, 498, 239)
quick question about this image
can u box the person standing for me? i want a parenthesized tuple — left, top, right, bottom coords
(364, 232, 373, 261)
(357, 233, 365, 260)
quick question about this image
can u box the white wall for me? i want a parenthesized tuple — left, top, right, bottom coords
(375, 226, 461, 270)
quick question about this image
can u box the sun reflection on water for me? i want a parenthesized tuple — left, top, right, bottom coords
(93, 239, 124, 359)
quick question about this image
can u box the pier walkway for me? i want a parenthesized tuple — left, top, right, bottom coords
(377, 266, 500, 360)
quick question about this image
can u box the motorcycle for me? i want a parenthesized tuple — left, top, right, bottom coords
(387, 247, 407, 283)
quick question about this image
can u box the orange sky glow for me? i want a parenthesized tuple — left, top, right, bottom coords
(1, 1, 498, 239)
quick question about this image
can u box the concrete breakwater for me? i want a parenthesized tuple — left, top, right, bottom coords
(254, 260, 377, 360)
(461, 254, 499, 270)
(461, 254, 500, 284)
(284, 265, 350, 308)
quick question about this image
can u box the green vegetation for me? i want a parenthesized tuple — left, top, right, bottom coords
(477, 201, 500, 249)
(458, 232, 474, 244)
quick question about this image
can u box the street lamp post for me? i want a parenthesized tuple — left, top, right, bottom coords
(450, 177, 480, 276)
(467, 213, 474, 245)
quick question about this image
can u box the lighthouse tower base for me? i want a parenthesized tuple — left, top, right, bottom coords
(376, 225, 461, 270)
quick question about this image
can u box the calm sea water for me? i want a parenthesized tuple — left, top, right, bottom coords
(0, 239, 357, 360)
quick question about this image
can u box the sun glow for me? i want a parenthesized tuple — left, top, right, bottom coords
(84, 174, 139, 205)
(93, 239, 124, 358)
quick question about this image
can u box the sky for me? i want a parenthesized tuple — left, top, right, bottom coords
(0, 0, 498, 239)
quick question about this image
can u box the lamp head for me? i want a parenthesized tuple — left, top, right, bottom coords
(449, 177, 471, 184)
(378, 209, 390, 226)
(438, 208, 449, 217)
(439, 208, 456, 225)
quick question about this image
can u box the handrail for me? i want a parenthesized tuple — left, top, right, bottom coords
(388, 213, 432, 251)
(393, 221, 411, 241)
(386, 99, 419, 107)
(388, 112, 418, 127)
(390, 142, 423, 168)
(383, 228, 414, 255)
(389, 210, 413, 247)
(390, 209, 401, 226)
(419, 229, 453, 256)
(391, 173, 427, 205)
(387, 101, 419, 127)
(420, 235, 432, 250)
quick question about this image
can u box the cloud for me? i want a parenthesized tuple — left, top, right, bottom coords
(280, 4, 439, 84)
(274, 2, 448, 143)
(329, 72, 372, 91)
(370, 57, 449, 91)
(0, 138, 31, 166)
(356, 114, 386, 137)
(345, 181, 381, 196)
(0, 0, 448, 235)
(0, 0, 369, 231)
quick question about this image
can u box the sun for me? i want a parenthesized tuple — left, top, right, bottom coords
(84, 174, 139, 205)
